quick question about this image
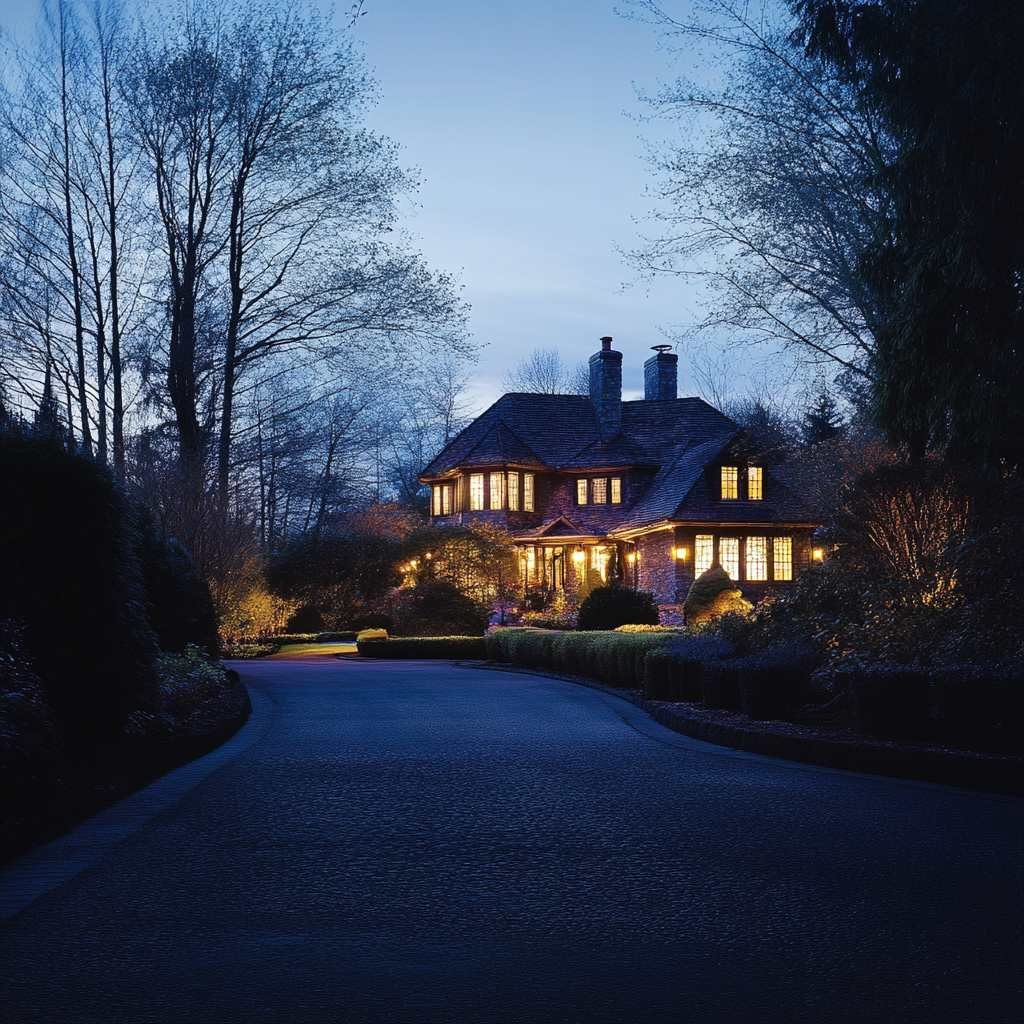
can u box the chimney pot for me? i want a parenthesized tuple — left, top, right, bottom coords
(600, 335, 613, 351)
(644, 344, 678, 401)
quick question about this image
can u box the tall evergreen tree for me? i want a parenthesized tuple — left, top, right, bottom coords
(791, 0, 1024, 470)
(802, 387, 844, 446)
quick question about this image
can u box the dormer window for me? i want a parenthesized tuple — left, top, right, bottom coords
(611, 477, 622, 504)
(523, 473, 535, 511)
(508, 472, 520, 511)
(577, 479, 588, 504)
(748, 466, 763, 500)
(469, 473, 484, 511)
(721, 466, 738, 500)
(592, 478, 608, 504)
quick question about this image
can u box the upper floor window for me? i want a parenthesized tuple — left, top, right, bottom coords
(611, 477, 622, 504)
(695, 534, 714, 575)
(489, 471, 504, 510)
(469, 473, 484, 511)
(592, 478, 608, 504)
(719, 537, 740, 580)
(773, 536, 793, 581)
(576, 479, 588, 505)
(721, 466, 739, 500)
(524, 473, 535, 511)
(746, 536, 768, 581)
(507, 472, 520, 511)
(748, 466, 763, 500)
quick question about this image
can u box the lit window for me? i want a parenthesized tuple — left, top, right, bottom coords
(746, 536, 767, 581)
(748, 466, 763, 500)
(721, 466, 738, 500)
(526, 545, 536, 580)
(524, 473, 534, 511)
(611, 477, 622, 504)
(469, 473, 484, 511)
(442, 486, 452, 515)
(695, 534, 714, 575)
(592, 478, 608, 504)
(577, 479, 588, 504)
(489, 471, 504, 510)
(432, 485, 441, 516)
(720, 537, 740, 580)
(773, 536, 793, 581)
(507, 472, 519, 511)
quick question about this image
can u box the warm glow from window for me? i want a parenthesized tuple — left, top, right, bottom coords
(748, 466, 763, 500)
(611, 477, 622, 504)
(720, 537, 739, 580)
(592, 478, 608, 504)
(526, 545, 536, 579)
(507, 472, 519, 511)
(469, 473, 484, 510)
(432, 485, 441, 516)
(524, 473, 534, 511)
(774, 536, 793, 580)
(695, 534, 714, 575)
(490, 471, 504, 510)
(577, 478, 588, 504)
(721, 466, 738, 499)
(746, 536, 767, 580)
(442, 486, 452, 515)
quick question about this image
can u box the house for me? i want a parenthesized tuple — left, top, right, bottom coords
(419, 337, 820, 613)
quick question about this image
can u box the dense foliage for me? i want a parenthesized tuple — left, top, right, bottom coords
(577, 586, 660, 631)
(683, 567, 752, 626)
(389, 581, 489, 638)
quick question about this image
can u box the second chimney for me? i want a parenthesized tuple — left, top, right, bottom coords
(644, 344, 678, 401)
(589, 335, 622, 440)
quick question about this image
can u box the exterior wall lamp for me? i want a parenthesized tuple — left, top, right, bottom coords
(673, 546, 690, 561)
(625, 551, 637, 565)
(812, 547, 825, 562)
(571, 547, 586, 565)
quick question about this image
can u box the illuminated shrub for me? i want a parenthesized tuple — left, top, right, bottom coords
(389, 580, 488, 637)
(684, 566, 752, 625)
(356, 628, 388, 642)
(577, 586, 659, 631)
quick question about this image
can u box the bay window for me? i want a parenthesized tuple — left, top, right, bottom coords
(507, 471, 520, 511)
(719, 537, 740, 580)
(746, 536, 768, 581)
(695, 534, 714, 575)
(489, 471, 504, 510)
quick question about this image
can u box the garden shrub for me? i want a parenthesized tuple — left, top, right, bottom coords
(683, 566, 752, 626)
(356, 636, 486, 659)
(615, 624, 682, 633)
(0, 433, 157, 744)
(350, 613, 394, 632)
(390, 580, 489, 637)
(286, 605, 326, 634)
(357, 628, 388, 642)
(577, 586, 659, 631)
(839, 664, 931, 738)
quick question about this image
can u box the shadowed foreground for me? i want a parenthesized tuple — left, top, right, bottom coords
(1, 654, 1021, 1023)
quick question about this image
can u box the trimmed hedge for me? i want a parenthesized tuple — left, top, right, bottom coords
(486, 628, 677, 689)
(841, 664, 931, 738)
(642, 635, 736, 701)
(930, 664, 1023, 753)
(735, 645, 818, 720)
(357, 637, 486, 659)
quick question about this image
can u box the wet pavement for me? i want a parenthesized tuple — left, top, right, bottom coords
(1, 653, 1021, 1023)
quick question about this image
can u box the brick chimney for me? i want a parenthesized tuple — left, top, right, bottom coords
(644, 344, 678, 401)
(589, 335, 622, 440)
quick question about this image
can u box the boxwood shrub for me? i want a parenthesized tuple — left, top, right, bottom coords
(642, 634, 736, 701)
(735, 645, 818, 720)
(929, 663, 1024, 753)
(356, 636, 486, 659)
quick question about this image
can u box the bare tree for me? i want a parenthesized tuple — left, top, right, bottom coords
(503, 346, 586, 395)
(623, 0, 894, 381)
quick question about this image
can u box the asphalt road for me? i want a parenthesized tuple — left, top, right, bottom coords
(1, 652, 1022, 1023)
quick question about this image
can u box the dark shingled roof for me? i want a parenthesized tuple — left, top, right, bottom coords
(422, 393, 738, 476)
(455, 421, 545, 469)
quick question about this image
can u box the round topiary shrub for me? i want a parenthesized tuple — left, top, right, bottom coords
(390, 580, 489, 637)
(683, 565, 752, 625)
(577, 586, 659, 631)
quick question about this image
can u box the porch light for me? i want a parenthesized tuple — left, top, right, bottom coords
(625, 551, 637, 565)
(572, 548, 586, 564)
(812, 547, 825, 562)
(674, 545, 690, 561)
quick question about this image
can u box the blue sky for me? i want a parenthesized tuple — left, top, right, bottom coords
(1, 0, 728, 408)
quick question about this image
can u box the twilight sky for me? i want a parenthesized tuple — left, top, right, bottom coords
(1, 0, 743, 409)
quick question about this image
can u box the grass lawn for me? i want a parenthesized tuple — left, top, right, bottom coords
(269, 641, 357, 657)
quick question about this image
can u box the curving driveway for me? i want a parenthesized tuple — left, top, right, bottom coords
(1, 652, 1021, 1023)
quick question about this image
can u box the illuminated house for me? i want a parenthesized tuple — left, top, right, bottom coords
(420, 337, 820, 610)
